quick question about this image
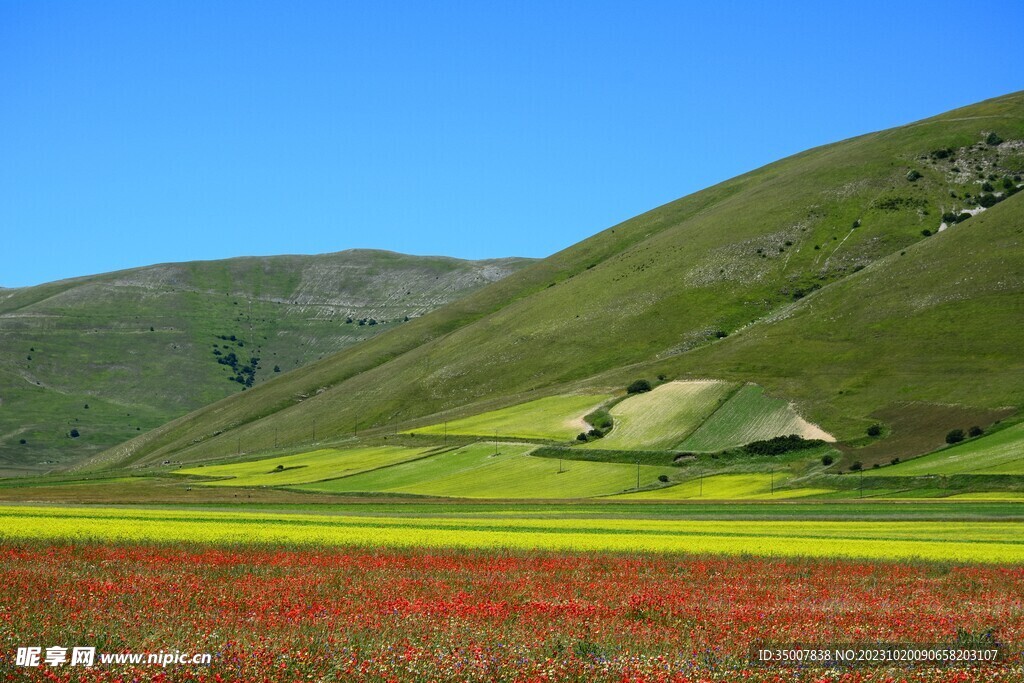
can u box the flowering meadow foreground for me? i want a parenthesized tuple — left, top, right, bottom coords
(1, 543, 1022, 682)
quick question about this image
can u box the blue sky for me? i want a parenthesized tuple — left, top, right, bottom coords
(2, 1, 1021, 287)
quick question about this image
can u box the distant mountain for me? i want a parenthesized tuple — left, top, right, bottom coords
(0, 250, 533, 474)
(89, 91, 1024, 471)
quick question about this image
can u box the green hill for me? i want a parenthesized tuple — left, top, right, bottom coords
(0, 250, 531, 474)
(89, 91, 1024, 473)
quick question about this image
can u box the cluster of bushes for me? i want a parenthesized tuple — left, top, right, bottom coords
(742, 434, 824, 456)
(941, 211, 974, 225)
(217, 350, 260, 387)
(946, 426, 984, 444)
(874, 195, 928, 212)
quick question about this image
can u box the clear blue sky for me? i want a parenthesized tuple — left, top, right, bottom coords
(2, 1, 1021, 287)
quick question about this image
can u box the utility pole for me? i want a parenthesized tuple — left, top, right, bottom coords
(699, 472, 703, 497)
(859, 468, 864, 498)
(274, 428, 278, 449)
(236, 437, 240, 456)
(636, 460, 640, 489)
(558, 458, 564, 474)
(443, 421, 447, 446)
(771, 469, 775, 495)
(494, 430, 499, 456)
(312, 419, 316, 443)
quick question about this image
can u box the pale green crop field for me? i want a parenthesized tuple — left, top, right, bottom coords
(584, 381, 736, 451)
(677, 383, 833, 451)
(610, 473, 832, 500)
(296, 442, 676, 498)
(175, 445, 434, 486)
(409, 394, 612, 441)
(867, 422, 1024, 477)
(2, 505, 1022, 563)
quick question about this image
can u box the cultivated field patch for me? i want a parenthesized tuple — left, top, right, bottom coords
(866, 421, 1024, 477)
(2, 505, 1023, 562)
(611, 473, 832, 500)
(296, 442, 675, 498)
(677, 383, 833, 451)
(584, 381, 735, 451)
(174, 445, 434, 486)
(409, 394, 613, 441)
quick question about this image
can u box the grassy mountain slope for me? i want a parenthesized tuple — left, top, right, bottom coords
(0, 250, 531, 474)
(91, 91, 1024, 470)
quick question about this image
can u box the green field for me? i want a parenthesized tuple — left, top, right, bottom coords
(678, 383, 833, 451)
(583, 381, 735, 450)
(866, 421, 1024, 477)
(2, 504, 1022, 563)
(296, 442, 676, 498)
(612, 473, 833, 500)
(175, 445, 435, 486)
(409, 394, 613, 441)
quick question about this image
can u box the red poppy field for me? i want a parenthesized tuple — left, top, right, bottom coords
(2, 542, 1022, 682)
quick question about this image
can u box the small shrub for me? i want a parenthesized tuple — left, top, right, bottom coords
(945, 429, 965, 444)
(852, 219, 861, 228)
(891, 457, 901, 465)
(626, 379, 652, 394)
(587, 428, 604, 439)
(866, 424, 882, 437)
(872, 463, 880, 469)
(821, 454, 834, 466)
(657, 474, 670, 483)
(657, 374, 667, 381)
(906, 170, 922, 182)
(69, 429, 80, 438)
(714, 330, 728, 339)
(921, 229, 932, 236)
(576, 432, 588, 442)
(986, 132, 1003, 146)
(942, 212, 958, 223)
(19, 439, 26, 445)
(849, 461, 863, 471)
(968, 425, 983, 437)
(981, 181, 994, 192)
(273, 365, 281, 373)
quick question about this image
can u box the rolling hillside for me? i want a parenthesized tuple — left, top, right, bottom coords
(89, 91, 1024, 471)
(0, 250, 531, 474)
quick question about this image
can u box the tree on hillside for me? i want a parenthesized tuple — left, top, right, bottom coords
(627, 379, 652, 394)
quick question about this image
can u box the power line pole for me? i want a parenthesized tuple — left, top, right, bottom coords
(636, 460, 640, 489)
(312, 419, 316, 443)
